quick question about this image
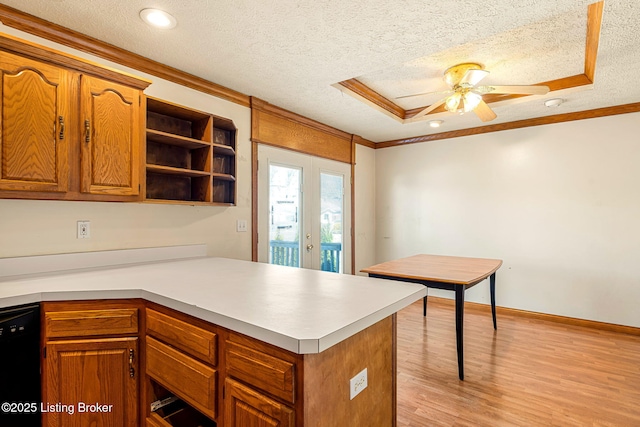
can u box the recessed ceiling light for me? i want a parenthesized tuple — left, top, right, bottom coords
(544, 98, 564, 108)
(140, 8, 177, 29)
(429, 120, 443, 128)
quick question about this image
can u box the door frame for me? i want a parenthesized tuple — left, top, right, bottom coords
(252, 143, 355, 274)
(257, 145, 352, 273)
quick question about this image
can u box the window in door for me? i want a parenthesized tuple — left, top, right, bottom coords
(257, 145, 351, 273)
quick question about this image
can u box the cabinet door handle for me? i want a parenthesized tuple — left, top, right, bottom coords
(129, 348, 135, 378)
(84, 119, 90, 144)
(59, 116, 65, 140)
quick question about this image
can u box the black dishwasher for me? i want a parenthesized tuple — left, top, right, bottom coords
(0, 303, 41, 427)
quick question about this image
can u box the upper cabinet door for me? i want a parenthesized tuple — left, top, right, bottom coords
(0, 51, 71, 192)
(80, 75, 141, 196)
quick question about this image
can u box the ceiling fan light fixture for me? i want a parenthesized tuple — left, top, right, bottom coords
(444, 92, 462, 112)
(429, 120, 443, 128)
(463, 92, 482, 112)
(140, 8, 177, 29)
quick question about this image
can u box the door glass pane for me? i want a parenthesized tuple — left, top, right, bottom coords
(269, 164, 301, 268)
(320, 173, 343, 273)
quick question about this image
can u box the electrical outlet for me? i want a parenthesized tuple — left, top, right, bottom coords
(349, 368, 367, 400)
(236, 219, 248, 232)
(77, 221, 90, 239)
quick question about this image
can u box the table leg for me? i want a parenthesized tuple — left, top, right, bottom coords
(490, 273, 497, 330)
(423, 295, 427, 317)
(455, 286, 465, 380)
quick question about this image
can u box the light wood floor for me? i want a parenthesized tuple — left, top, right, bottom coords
(396, 298, 640, 426)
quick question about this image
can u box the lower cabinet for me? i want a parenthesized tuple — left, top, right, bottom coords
(42, 301, 141, 427)
(44, 337, 139, 427)
(41, 301, 393, 427)
(223, 378, 294, 427)
(145, 306, 219, 427)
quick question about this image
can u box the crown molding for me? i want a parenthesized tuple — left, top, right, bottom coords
(0, 3, 250, 107)
(376, 102, 640, 148)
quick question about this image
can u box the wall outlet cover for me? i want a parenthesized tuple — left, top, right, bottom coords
(77, 220, 90, 239)
(349, 368, 368, 400)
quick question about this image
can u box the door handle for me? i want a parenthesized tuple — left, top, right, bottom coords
(84, 120, 91, 144)
(306, 244, 314, 252)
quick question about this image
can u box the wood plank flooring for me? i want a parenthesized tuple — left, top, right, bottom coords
(396, 298, 640, 426)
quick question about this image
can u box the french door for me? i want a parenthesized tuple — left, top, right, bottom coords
(257, 145, 351, 273)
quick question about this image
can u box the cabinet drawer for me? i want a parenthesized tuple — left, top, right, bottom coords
(45, 308, 138, 338)
(146, 309, 217, 365)
(146, 337, 217, 420)
(226, 340, 295, 404)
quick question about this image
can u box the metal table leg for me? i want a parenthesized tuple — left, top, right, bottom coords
(490, 273, 497, 330)
(455, 285, 465, 380)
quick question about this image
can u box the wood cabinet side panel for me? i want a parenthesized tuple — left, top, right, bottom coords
(302, 315, 395, 427)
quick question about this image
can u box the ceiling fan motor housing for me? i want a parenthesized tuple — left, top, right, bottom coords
(443, 62, 484, 87)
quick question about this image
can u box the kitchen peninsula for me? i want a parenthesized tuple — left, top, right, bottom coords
(0, 246, 425, 427)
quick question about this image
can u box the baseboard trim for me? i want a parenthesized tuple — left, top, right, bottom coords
(426, 296, 640, 336)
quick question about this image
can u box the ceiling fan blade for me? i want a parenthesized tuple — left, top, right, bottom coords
(477, 85, 550, 95)
(411, 97, 448, 119)
(395, 89, 453, 100)
(474, 100, 497, 122)
(459, 69, 489, 87)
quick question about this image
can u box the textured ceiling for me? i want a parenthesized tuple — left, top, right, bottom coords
(1, 0, 638, 142)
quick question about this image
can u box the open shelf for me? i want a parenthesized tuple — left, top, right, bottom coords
(145, 97, 236, 204)
(147, 129, 211, 149)
(147, 165, 211, 177)
(147, 381, 216, 427)
(146, 172, 210, 203)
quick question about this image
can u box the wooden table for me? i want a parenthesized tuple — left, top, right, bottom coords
(362, 254, 503, 380)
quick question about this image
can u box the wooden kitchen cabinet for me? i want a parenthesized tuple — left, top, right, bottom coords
(38, 297, 394, 427)
(145, 97, 237, 205)
(44, 338, 139, 427)
(80, 75, 142, 196)
(0, 50, 72, 193)
(145, 306, 219, 426)
(0, 33, 150, 201)
(224, 332, 297, 426)
(42, 301, 142, 427)
(224, 378, 294, 427)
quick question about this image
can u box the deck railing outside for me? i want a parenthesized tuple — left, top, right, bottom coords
(269, 240, 342, 273)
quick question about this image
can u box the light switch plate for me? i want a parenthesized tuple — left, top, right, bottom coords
(236, 219, 248, 232)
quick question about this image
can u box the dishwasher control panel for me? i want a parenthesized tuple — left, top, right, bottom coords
(0, 306, 38, 341)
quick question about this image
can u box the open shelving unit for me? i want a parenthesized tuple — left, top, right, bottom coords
(144, 97, 237, 205)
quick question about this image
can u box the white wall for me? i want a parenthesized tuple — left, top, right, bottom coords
(0, 26, 252, 259)
(354, 144, 376, 275)
(375, 112, 640, 327)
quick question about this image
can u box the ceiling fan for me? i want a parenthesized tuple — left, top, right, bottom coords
(397, 62, 550, 122)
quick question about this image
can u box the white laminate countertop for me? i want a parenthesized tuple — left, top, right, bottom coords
(0, 256, 426, 354)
